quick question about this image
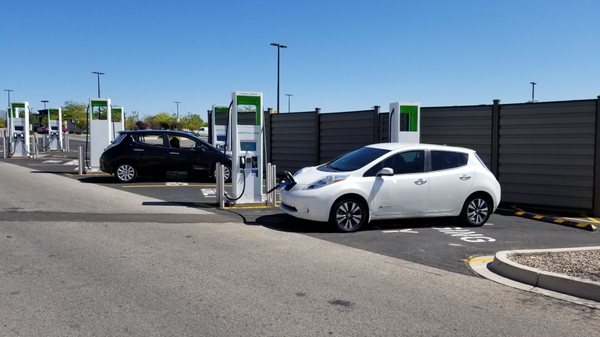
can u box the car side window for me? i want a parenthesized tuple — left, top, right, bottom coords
(177, 136, 198, 149)
(132, 133, 166, 147)
(363, 150, 425, 176)
(431, 151, 468, 171)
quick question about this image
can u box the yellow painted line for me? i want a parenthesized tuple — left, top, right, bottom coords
(122, 183, 223, 188)
(576, 223, 589, 229)
(515, 211, 525, 216)
(466, 256, 494, 264)
(224, 205, 276, 209)
(512, 205, 525, 212)
(533, 215, 544, 220)
(587, 217, 600, 224)
(553, 219, 565, 224)
(63, 172, 110, 176)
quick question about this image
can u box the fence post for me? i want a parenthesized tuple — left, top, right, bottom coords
(593, 96, 600, 216)
(266, 108, 272, 169)
(314, 107, 321, 165)
(491, 99, 501, 178)
(373, 106, 381, 143)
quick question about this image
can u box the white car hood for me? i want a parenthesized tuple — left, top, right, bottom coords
(292, 166, 346, 185)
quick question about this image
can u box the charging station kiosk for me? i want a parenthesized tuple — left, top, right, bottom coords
(9, 101, 30, 157)
(389, 102, 420, 143)
(211, 105, 230, 152)
(47, 108, 63, 150)
(230, 91, 265, 204)
(89, 98, 112, 170)
(111, 106, 124, 141)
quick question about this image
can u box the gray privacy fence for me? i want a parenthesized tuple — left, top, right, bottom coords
(210, 97, 600, 214)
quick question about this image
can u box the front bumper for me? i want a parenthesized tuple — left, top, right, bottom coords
(280, 186, 334, 222)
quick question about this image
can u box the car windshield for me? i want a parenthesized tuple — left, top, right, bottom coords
(325, 147, 390, 172)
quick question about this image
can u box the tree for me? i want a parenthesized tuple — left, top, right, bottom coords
(144, 112, 176, 129)
(125, 110, 140, 130)
(0, 117, 5, 128)
(180, 113, 205, 131)
(62, 101, 87, 131)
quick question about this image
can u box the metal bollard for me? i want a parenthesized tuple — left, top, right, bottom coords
(78, 146, 85, 175)
(266, 163, 272, 205)
(2, 136, 6, 159)
(271, 164, 277, 207)
(216, 162, 225, 209)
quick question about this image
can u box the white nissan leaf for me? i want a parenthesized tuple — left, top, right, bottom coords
(280, 143, 501, 232)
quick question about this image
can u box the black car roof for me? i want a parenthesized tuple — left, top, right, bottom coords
(120, 130, 196, 136)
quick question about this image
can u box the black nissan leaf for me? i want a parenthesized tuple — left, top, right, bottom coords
(100, 130, 232, 183)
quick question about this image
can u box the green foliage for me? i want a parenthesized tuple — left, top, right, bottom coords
(180, 112, 205, 131)
(62, 101, 87, 131)
(140, 112, 204, 130)
(144, 112, 176, 129)
(0, 117, 5, 128)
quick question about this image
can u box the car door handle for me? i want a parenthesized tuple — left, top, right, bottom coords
(459, 175, 471, 181)
(414, 179, 427, 185)
(169, 152, 180, 155)
(133, 148, 144, 152)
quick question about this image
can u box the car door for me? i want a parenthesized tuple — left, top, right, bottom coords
(426, 150, 474, 214)
(166, 134, 190, 173)
(366, 150, 429, 216)
(174, 134, 213, 174)
(130, 133, 169, 175)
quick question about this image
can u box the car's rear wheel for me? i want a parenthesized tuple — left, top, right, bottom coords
(329, 197, 367, 232)
(115, 162, 137, 183)
(212, 164, 231, 183)
(459, 194, 492, 227)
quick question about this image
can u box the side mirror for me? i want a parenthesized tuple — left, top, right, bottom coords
(376, 167, 394, 177)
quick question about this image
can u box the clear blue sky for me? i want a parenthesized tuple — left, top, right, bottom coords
(1, 0, 599, 121)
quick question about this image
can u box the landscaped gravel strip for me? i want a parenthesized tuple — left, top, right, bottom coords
(509, 250, 600, 283)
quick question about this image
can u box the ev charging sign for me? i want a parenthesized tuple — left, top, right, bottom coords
(389, 102, 420, 144)
(89, 98, 112, 171)
(10, 102, 30, 157)
(231, 91, 264, 204)
(47, 108, 63, 151)
(111, 106, 125, 141)
(211, 105, 230, 152)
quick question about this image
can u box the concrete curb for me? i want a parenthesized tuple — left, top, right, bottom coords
(488, 247, 600, 302)
(496, 207, 597, 231)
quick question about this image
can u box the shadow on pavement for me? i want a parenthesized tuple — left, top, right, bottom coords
(253, 213, 461, 234)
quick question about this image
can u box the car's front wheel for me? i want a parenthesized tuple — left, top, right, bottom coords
(329, 197, 367, 232)
(459, 194, 492, 226)
(115, 162, 138, 183)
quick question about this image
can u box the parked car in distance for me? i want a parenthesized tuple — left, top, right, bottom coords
(280, 143, 501, 232)
(100, 130, 231, 183)
(195, 127, 208, 137)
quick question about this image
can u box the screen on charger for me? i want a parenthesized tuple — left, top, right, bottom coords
(240, 141, 256, 151)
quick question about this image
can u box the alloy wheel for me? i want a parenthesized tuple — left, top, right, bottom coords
(466, 198, 489, 225)
(335, 200, 364, 232)
(116, 164, 136, 182)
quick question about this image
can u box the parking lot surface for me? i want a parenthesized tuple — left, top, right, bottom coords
(3, 152, 598, 277)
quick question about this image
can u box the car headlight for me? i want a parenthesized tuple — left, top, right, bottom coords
(305, 175, 348, 190)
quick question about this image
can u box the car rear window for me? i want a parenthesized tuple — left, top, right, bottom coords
(132, 133, 166, 146)
(431, 151, 468, 171)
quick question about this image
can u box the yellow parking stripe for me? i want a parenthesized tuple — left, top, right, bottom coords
(466, 256, 494, 264)
(123, 184, 219, 188)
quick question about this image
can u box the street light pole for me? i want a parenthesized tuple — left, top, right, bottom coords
(285, 94, 293, 113)
(530, 82, 536, 102)
(174, 101, 181, 130)
(4, 89, 13, 130)
(41, 100, 49, 134)
(270, 42, 287, 114)
(92, 71, 105, 98)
